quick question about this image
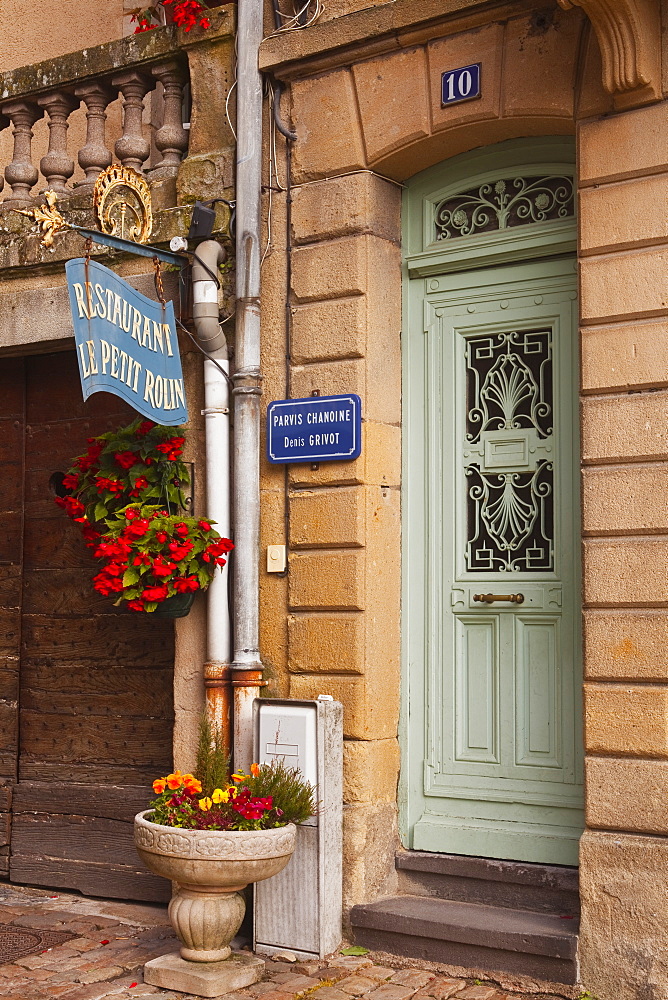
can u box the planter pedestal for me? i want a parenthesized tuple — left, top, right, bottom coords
(144, 950, 264, 998)
(134, 811, 297, 998)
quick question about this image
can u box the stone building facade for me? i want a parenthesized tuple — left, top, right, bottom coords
(256, 2, 668, 998)
(0, 1, 666, 998)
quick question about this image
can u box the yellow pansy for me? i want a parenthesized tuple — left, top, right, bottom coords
(212, 788, 229, 804)
(198, 797, 213, 812)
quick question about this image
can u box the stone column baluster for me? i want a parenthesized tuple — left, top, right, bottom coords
(37, 91, 78, 195)
(150, 61, 189, 173)
(74, 81, 115, 188)
(1, 100, 43, 206)
(112, 70, 152, 172)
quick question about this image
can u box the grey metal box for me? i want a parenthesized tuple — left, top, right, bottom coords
(253, 697, 343, 958)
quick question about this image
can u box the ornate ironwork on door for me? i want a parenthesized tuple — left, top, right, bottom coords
(463, 329, 554, 573)
(435, 175, 574, 242)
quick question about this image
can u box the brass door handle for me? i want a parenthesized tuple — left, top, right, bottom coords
(473, 593, 524, 604)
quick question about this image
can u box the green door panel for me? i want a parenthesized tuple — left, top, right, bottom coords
(401, 139, 583, 866)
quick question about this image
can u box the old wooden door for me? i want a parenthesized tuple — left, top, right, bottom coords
(0, 350, 174, 900)
(402, 139, 584, 866)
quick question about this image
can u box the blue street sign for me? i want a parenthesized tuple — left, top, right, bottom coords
(267, 394, 362, 464)
(66, 258, 187, 426)
(441, 63, 481, 106)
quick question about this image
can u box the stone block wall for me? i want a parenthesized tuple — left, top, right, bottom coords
(578, 98, 668, 1000)
(259, 169, 403, 911)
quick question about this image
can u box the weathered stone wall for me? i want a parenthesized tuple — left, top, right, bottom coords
(578, 97, 668, 1000)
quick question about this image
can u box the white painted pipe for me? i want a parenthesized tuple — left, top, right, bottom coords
(192, 243, 232, 737)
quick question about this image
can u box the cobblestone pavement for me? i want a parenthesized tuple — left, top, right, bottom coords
(0, 885, 579, 1000)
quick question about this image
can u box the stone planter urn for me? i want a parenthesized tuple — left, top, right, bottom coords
(134, 811, 296, 995)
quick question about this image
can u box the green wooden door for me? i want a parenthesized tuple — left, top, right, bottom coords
(402, 139, 584, 866)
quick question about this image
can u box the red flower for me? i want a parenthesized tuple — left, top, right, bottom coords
(62, 472, 79, 490)
(114, 451, 137, 469)
(82, 524, 101, 547)
(136, 420, 156, 435)
(95, 539, 132, 560)
(156, 436, 185, 460)
(174, 523, 189, 537)
(141, 584, 169, 602)
(173, 575, 199, 593)
(127, 599, 146, 611)
(93, 569, 125, 595)
(130, 475, 149, 497)
(198, 520, 212, 531)
(155, 530, 168, 544)
(125, 508, 140, 520)
(58, 496, 85, 519)
(203, 537, 234, 566)
(124, 518, 150, 539)
(95, 476, 124, 493)
(133, 553, 152, 567)
(152, 557, 176, 578)
(168, 540, 193, 561)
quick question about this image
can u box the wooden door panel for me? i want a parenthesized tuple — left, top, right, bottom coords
(515, 616, 561, 767)
(0, 358, 24, 872)
(9, 349, 175, 901)
(11, 784, 169, 902)
(454, 615, 499, 765)
(20, 613, 174, 662)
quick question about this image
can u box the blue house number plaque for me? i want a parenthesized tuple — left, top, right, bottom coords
(267, 394, 362, 464)
(441, 63, 481, 106)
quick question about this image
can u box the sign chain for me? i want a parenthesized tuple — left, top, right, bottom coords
(153, 256, 166, 305)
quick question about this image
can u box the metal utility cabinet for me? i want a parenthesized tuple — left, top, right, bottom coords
(253, 697, 343, 958)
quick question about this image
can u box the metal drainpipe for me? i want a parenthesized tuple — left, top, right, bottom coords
(232, 0, 265, 769)
(191, 241, 233, 752)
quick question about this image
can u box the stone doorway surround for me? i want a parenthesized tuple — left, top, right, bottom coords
(257, 1, 668, 998)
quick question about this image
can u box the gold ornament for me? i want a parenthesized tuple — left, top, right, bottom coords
(19, 190, 69, 247)
(93, 164, 153, 244)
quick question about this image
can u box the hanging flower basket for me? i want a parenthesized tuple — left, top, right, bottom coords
(55, 418, 233, 616)
(152, 592, 197, 618)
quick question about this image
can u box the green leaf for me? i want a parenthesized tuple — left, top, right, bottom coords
(123, 568, 140, 587)
(94, 501, 108, 521)
(144, 601, 158, 612)
(339, 947, 369, 956)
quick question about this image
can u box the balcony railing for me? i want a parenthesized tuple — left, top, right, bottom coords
(0, 10, 235, 215)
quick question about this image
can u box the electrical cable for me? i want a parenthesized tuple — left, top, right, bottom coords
(225, 32, 238, 141)
(266, 0, 324, 35)
(176, 316, 233, 388)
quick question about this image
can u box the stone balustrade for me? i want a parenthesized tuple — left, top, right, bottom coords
(0, 12, 237, 216)
(0, 55, 189, 209)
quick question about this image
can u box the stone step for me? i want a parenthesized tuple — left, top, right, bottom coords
(395, 851, 580, 916)
(350, 895, 579, 985)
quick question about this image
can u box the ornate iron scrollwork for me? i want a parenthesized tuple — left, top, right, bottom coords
(435, 175, 574, 242)
(464, 329, 554, 573)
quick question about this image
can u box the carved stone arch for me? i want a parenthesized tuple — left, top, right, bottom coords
(558, 0, 661, 108)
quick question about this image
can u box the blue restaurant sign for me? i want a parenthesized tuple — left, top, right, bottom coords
(65, 258, 187, 426)
(267, 394, 362, 464)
